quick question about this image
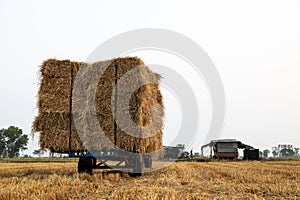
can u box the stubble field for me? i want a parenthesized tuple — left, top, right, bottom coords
(0, 160, 299, 200)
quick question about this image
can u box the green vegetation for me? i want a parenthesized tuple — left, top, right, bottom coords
(0, 126, 28, 158)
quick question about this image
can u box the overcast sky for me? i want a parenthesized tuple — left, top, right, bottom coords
(1, 0, 300, 155)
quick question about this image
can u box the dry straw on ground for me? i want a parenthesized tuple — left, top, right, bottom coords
(1, 161, 300, 199)
(33, 57, 164, 153)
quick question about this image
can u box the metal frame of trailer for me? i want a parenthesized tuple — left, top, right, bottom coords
(68, 149, 152, 176)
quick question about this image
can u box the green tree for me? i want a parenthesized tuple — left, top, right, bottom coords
(0, 131, 6, 157)
(263, 149, 270, 158)
(0, 126, 29, 158)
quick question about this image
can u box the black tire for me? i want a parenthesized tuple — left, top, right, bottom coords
(130, 154, 145, 177)
(78, 157, 84, 173)
(78, 157, 93, 175)
(86, 158, 93, 175)
(92, 157, 97, 168)
(144, 156, 152, 168)
(125, 157, 133, 168)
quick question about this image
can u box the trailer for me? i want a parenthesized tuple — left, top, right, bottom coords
(32, 58, 164, 177)
(67, 149, 152, 176)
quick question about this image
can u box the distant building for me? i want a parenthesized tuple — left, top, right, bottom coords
(162, 144, 185, 160)
(201, 139, 259, 160)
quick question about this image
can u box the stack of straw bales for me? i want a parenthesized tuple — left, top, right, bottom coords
(33, 57, 164, 153)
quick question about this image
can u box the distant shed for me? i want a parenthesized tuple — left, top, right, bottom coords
(201, 139, 259, 160)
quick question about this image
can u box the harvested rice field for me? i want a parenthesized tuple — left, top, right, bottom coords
(0, 160, 299, 200)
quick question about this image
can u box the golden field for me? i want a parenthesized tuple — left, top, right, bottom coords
(0, 160, 299, 200)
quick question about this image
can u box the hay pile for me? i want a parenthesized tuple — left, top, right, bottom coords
(33, 57, 164, 153)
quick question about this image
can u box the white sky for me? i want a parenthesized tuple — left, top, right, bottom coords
(1, 0, 300, 155)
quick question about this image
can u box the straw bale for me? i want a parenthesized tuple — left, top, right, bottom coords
(33, 57, 164, 153)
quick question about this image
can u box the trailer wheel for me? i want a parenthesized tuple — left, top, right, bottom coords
(125, 157, 133, 168)
(129, 154, 145, 177)
(144, 155, 152, 168)
(78, 157, 84, 173)
(78, 157, 93, 175)
(86, 158, 93, 175)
